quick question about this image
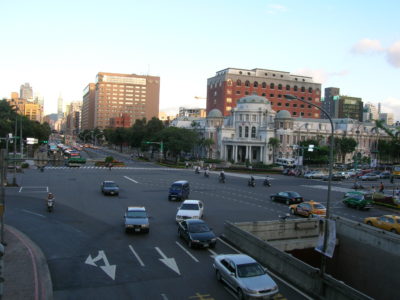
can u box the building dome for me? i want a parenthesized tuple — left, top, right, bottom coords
(238, 95, 269, 104)
(207, 108, 223, 118)
(276, 110, 292, 119)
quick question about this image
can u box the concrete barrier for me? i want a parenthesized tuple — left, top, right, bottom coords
(223, 220, 373, 300)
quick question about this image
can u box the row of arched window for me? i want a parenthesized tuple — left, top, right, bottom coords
(238, 126, 256, 138)
(235, 80, 314, 93)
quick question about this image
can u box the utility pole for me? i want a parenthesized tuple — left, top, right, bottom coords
(13, 118, 18, 186)
(0, 149, 6, 245)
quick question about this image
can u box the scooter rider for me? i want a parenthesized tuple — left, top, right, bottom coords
(204, 167, 210, 177)
(195, 166, 200, 174)
(249, 176, 255, 186)
(219, 170, 225, 182)
(264, 176, 271, 186)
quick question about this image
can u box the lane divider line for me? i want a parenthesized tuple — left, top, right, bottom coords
(175, 241, 199, 262)
(128, 245, 145, 267)
(124, 176, 138, 183)
(21, 209, 46, 218)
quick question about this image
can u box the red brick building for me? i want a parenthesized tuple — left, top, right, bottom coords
(207, 68, 322, 118)
(109, 113, 131, 128)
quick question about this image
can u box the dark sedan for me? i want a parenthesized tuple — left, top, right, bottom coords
(270, 191, 303, 205)
(322, 173, 343, 181)
(178, 219, 216, 248)
(101, 180, 119, 195)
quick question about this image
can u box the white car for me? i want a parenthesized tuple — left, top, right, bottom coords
(176, 200, 204, 222)
(304, 171, 325, 179)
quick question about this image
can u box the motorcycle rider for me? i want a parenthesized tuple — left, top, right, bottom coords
(219, 170, 225, 182)
(249, 176, 255, 186)
(264, 176, 271, 186)
(204, 167, 210, 177)
(195, 166, 200, 174)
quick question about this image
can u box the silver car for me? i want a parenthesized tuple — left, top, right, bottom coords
(213, 254, 279, 299)
(124, 206, 150, 233)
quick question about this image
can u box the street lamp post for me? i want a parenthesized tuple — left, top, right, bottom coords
(285, 94, 335, 279)
(296, 122, 308, 171)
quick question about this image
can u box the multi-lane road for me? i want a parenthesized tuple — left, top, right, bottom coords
(5, 148, 397, 299)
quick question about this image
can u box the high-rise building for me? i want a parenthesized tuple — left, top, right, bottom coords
(84, 72, 160, 129)
(65, 101, 82, 135)
(322, 87, 340, 118)
(82, 83, 96, 130)
(364, 103, 379, 121)
(57, 94, 63, 119)
(20, 83, 33, 100)
(207, 68, 322, 118)
(379, 112, 394, 125)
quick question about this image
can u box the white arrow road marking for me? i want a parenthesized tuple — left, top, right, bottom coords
(155, 247, 180, 275)
(124, 176, 138, 183)
(129, 245, 145, 267)
(85, 250, 117, 280)
(175, 241, 199, 262)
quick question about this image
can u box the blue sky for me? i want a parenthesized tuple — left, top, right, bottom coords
(1, 0, 399, 120)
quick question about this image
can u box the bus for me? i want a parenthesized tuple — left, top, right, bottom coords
(64, 150, 86, 167)
(392, 165, 400, 178)
(276, 158, 296, 167)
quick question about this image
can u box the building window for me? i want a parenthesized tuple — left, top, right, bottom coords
(308, 97, 312, 101)
(240, 114, 243, 121)
(277, 102, 282, 106)
(247, 72, 251, 75)
(239, 71, 242, 74)
(246, 114, 249, 121)
(236, 90, 241, 95)
(270, 83, 275, 89)
(279, 135, 283, 143)
(270, 94, 274, 97)
(252, 114, 256, 121)
(237, 80, 242, 86)
(262, 93, 266, 96)
(294, 86, 298, 91)
(285, 103, 289, 107)
(301, 112, 304, 116)
(245, 91, 249, 95)
(308, 105, 312, 108)
(226, 106, 232, 111)
(251, 127, 256, 138)
(278, 94, 282, 98)
(286, 85, 290, 90)
(301, 97, 304, 100)
(300, 104, 305, 108)
(239, 126, 242, 137)
(301, 86, 305, 92)
(226, 97, 232, 103)
(262, 82, 267, 88)
(280, 122, 284, 128)
(308, 87, 313, 93)
(245, 80, 250, 87)
(278, 84, 282, 90)
(293, 104, 298, 108)
(316, 89, 320, 95)
(245, 126, 249, 137)
(265, 73, 268, 76)
(254, 81, 258, 87)
(227, 79, 232, 86)
(293, 112, 297, 116)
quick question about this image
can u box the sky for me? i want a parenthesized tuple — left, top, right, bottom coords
(1, 0, 399, 120)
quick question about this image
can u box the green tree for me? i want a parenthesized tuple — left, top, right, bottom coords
(156, 127, 199, 162)
(299, 139, 330, 165)
(268, 137, 280, 163)
(334, 137, 357, 163)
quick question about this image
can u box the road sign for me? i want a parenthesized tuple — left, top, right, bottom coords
(27, 138, 38, 145)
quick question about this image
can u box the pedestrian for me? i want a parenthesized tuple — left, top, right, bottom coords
(395, 186, 400, 197)
(379, 182, 384, 193)
(371, 186, 376, 193)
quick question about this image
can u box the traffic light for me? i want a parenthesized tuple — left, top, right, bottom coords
(41, 140, 48, 144)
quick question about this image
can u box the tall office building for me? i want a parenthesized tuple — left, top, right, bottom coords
(322, 87, 340, 118)
(57, 94, 63, 119)
(20, 83, 33, 100)
(364, 103, 379, 121)
(322, 88, 363, 121)
(207, 68, 322, 118)
(84, 72, 160, 129)
(82, 83, 96, 130)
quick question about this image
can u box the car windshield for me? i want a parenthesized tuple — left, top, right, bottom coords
(313, 203, 325, 209)
(237, 263, 265, 278)
(171, 184, 182, 190)
(104, 182, 117, 187)
(288, 192, 301, 197)
(188, 224, 210, 233)
(126, 211, 147, 218)
(180, 204, 199, 210)
(351, 194, 364, 200)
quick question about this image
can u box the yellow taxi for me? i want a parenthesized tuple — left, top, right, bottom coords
(289, 200, 326, 218)
(364, 215, 400, 234)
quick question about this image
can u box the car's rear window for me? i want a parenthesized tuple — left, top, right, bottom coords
(189, 224, 210, 233)
(126, 211, 147, 218)
(171, 184, 182, 190)
(313, 203, 325, 209)
(104, 182, 117, 187)
(288, 192, 301, 197)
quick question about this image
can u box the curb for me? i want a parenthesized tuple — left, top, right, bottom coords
(5, 225, 53, 300)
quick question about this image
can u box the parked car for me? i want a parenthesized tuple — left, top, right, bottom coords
(364, 215, 400, 234)
(289, 201, 326, 218)
(124, 206, 150, 233)
(304, 171, 325, 179)
(175, 200, 204, 222)
(101, 180, 119, 195)
(270, 191, 303, 205)
(322, 173, 343, 181)
(213, 254, 279, 299)
(337, 171, 352, 179)
(178, 219, 216, 248)
(342, 191, 373, 210)
(379, 171, 391, 179)
(360, 173, 380, 181)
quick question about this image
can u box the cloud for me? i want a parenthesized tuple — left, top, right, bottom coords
(295, 68, 349, 84)
(351, 38, 384, 54)
(386, 41, 400, 68)
(266, 4, 287, 14)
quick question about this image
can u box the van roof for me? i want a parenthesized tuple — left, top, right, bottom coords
(173, 180, 189, 184)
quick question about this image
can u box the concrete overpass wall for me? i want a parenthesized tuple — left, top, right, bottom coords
(223, 220, 373, 300)
(330, 216, 400, 300)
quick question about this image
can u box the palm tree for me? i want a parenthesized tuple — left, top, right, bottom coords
(268, 137, 280, 164)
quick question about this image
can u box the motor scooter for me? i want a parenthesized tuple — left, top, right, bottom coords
(47, 199, 54, 212)
(248, 178, 256, 187)
(263, 178, 271, 187)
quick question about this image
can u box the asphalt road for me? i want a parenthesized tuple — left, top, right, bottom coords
(5, 149, 398, 300)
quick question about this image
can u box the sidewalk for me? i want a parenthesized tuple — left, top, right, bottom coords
(2, 225, 53, 300)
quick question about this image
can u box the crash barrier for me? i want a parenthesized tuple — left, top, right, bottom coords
(223, 220, 373, 300)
